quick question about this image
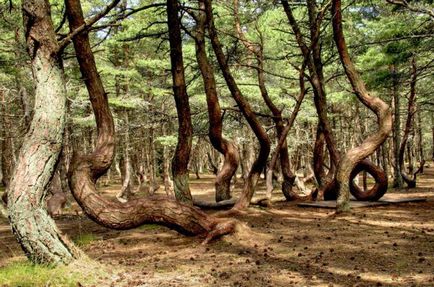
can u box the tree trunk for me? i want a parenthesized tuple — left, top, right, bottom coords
(161, 123, 174, 197)
(281, 0, 339, 194)
(398, 57, 419, 187)
(332, 0, 392, 212)
(204, 0, 271, 209)
(117, 111, 133, 201)
(233, 0, 296, 201)
(391, 64, 404, 188)
(416, 106, 424, 172)
(7, 0, 81, 265)
(167, 0, 193, 204)
(194, 1, 239, 202)
(47, 170, 67, 217)
(66, 0, 235, 240)
(265, 70, 309, 203)
(0, 91, 15, 189)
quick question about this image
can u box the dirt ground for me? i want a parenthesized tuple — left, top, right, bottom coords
(0, 166, 433, 287)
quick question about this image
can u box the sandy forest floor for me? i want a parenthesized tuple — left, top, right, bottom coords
(0, 166, 433, 287)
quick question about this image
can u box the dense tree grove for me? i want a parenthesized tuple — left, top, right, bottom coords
(0, 0, 433, 271)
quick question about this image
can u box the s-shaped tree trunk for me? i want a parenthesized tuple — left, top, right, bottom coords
(232, 0, 295, 201)
(194, 0, 240, 203)
(332, 0, 392, 212)
(204, 0, 271, 209)
(66, 0, 235, 240)
(7, 0, 81, 265)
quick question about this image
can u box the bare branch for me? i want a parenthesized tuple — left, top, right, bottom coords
(57, 0, 121, 52)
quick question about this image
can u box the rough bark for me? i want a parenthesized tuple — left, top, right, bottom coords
(66, 0, 235, 240)
(332, 0, 393, 212)
(204, 0, 271, 209)
(7, 0, 81, 265)
(167, 0, 193, 204)
(194, 0, 239, 202)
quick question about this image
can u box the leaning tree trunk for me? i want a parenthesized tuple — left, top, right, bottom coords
(65, 0, 235, 240)
(7, 0, 81, 265)
(332, 0, 392, 212)
(204, 0, 271, 209)
(194, 1, 239, 202)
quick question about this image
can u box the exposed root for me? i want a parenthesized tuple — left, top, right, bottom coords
(193, 198, 237, 209)
(202, 219, 238, 245)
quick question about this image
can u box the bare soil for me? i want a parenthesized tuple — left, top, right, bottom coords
(1, 167, 433, 286)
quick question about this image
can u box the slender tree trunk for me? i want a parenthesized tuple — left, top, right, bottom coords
(117, 111, 133, 201)
(399, 57, 420, 187)
(265, 71, 309, 203)
(204, 0, 271, 209)
(7, 0, 82, 265)
(416, 107, 424, 172)
(0, 91, 14, 189)
(161, 122, 174, 197)
(167, 0, 193, 204)
(332, 0, 392, 212)
(194, 1, 239, 202)
(391, 64, 404, 188)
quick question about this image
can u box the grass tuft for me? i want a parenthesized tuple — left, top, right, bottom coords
(0, 259, 106, 287)
(73, 233, 100, 246)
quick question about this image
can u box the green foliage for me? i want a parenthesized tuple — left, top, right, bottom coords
(155, 135, 178, 147)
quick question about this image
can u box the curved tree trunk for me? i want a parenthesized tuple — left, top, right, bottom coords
(265, 70, 310, 203)
(194, 0, 239, 203)
(281, 0, 339, 194)
(65, 0, 235, 240)
(167, 0, 193, 204)
(7, 0, 81, 265)
(204, 0, 271, 209)
(233, 0, 295, 201)
(332, 0, 392, 212)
